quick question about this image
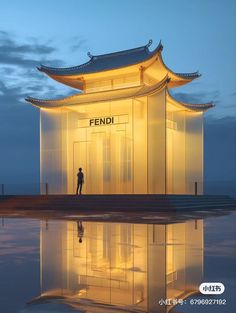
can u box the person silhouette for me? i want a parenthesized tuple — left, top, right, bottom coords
(77, 221, 84, 243)
(76, 168, 84, 195)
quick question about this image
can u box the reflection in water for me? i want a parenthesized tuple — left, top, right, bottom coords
(32, 219, 203, 312)
(77, 221, 84, 243)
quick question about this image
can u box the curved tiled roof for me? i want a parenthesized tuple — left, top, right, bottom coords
(178, 102, 214, 111)
(38, 40, 162, 76)
(174, 71, 200, 78)
(37, 40, 199, 80)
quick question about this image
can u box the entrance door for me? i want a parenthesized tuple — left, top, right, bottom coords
(73, 125, 132, 194)
(73, 131, 106, 194)
(73, 141, 87, 194)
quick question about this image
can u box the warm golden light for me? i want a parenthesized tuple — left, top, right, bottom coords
(40, 89, 204, 194)
(36, 220, 203, 312)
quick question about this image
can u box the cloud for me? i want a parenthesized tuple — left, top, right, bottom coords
(170, 89, 236, 119)
(0, 31, 63, 69)
(223, 102, 236, 108)
(0, 40, 55, 55)
(170, 90, 219, 104)
(204, 116, 236, 183)
(0, 31, 72, 104)
(69, 36, 87, 52)
(0, 80, 25, 104)
(0, 31, 74, 184)
(0, 66, 15, 75)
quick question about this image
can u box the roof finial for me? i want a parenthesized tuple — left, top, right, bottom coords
(147, 39, 153, 48)
(87, 52, 93, 59)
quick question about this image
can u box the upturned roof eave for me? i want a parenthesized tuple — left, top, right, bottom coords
(157, 51, 200, 81)
(167, 89, 214, 112)
(25, 75, 169, 109)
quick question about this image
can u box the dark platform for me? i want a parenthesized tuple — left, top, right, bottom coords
(0, 194, 235, 224)
(0, 194, 235, 211)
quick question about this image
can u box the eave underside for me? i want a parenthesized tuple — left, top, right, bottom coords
(26, 77, 213, 112)
(26, 76, 168, 108)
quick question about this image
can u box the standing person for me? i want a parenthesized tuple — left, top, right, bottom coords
(76, 168, 84, 195)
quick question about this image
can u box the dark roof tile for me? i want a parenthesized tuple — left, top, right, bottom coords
(38, 40, 163, 76)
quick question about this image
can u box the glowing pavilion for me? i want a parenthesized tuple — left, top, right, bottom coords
(26, 40, 213, 195)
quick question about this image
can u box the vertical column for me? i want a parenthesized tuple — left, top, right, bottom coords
(40, 108, 68, 194)
(185, 220, 204, 289)
(185, 112, 203, 194)
(147, 225, 166, 313)
(133, 98, 148, 193)
(172, 111, 186, 194)
(147, 90, 166, 194)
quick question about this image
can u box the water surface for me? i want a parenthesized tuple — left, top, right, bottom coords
(0, 209, 235, 313)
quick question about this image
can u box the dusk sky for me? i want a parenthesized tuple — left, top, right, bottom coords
(0, 0, 235, 189)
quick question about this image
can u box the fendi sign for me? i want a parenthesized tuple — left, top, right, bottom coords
(90, 117, 114, 126)
(78, 114, 128, 128)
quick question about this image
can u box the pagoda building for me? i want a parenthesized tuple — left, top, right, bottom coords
(26, 40, 213, 195)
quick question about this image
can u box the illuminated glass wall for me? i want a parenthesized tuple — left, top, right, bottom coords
(66, 99, 133, 194)
(40, 109, 68, 194)
(39, 220, 203, 312)
(40, 90, 203, 194)
(147, 90, 166, 194)
(40, 91, 166, 194)
(166, 104, 203, 194)
(185, 112, 203, 194)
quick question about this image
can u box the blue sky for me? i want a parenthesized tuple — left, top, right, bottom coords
(0, 0, 235, 187)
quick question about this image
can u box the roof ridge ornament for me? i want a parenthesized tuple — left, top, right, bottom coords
(146, 39, 153, 48)
(87, 52, 93, 59)
(158, 40, 163, 51)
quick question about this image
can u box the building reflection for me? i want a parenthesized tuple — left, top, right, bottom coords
(36, 219, 203, 312)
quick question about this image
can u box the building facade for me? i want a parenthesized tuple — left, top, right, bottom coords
(26, 40, 213, 194)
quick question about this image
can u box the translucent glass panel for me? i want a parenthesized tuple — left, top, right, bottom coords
(85, 73, 140, 93)
(166, 110, 186, 194)
(185, 220, 203, 289)
(40, 109, 68, 194)
(65, 92, 165, 194)
(166, 109, 203, 195)
(66, 99, 133, 194)
(147, 224, 166, 313)
(147, 90, 166, 194)
(133, 98, 148, 193)
(40, 221, 149, 309)
(39, 220, 203, 312)
(113, 73, 140, 89)
(185, 112, 203, 194)
(40, 92, 203, 195)
(40, 221, 68, 293)
(86, 79, 112, 93)
(165, 221, 203, 308)
(40, 90, 168, 194)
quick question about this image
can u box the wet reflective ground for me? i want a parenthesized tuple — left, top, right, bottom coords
(0, 209, 235, 313)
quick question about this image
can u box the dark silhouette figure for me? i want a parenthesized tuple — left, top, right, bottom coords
(77, 221, 84, 243)
(76, 167, 84, 195)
